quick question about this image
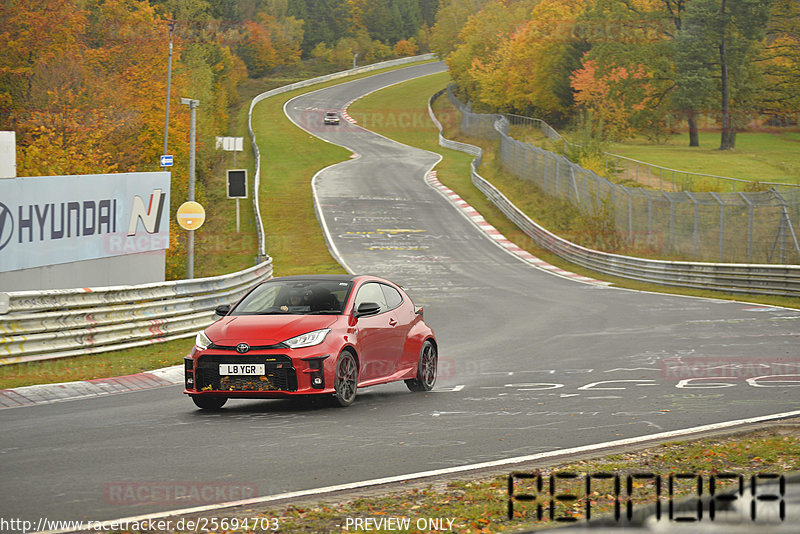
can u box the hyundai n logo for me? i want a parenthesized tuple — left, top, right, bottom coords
(0, 202, 13, 251)
(236, 343, 250, 353)
(127, 189, 166, 236)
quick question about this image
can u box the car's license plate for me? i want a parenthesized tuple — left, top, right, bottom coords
(219, 364, 265, 375)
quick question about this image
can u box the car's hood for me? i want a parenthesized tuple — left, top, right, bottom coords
(205, 314, 340, 346)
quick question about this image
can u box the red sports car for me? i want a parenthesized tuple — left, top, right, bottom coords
(184, 274, 438, 409)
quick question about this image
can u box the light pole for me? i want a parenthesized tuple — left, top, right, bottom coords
(181, 97, 199, 278)
(162, 19, 175, 162)
(353, 52, 358, 69)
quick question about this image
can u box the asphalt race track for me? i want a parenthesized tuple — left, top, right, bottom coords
(1, 62, 798, 526)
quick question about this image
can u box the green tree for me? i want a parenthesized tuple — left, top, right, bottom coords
(288, 0, 351, 55)
(680, 0, 773, 150)
(419, 0, 440, 26)
(673, 16, 715, 146)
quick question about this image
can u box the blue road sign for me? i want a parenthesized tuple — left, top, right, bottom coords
(160, 155, 174, 167)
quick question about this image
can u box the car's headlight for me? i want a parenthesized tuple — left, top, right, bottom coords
(283, 329, 330, 349)
(195, 331, 212, 350)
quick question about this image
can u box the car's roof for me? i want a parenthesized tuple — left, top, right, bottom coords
(265, 274, 400, 286)
(325, 111, 338, 115)
(268, 274, 357, 283)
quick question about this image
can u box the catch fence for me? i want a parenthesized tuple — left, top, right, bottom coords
(449, 89, 800, 265)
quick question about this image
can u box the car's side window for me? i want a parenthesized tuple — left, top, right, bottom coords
(381, 284, 403, 310)
(353, 283, 388, 313)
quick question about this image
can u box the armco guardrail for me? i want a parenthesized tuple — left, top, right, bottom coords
(0, 260, 272, 365)
(429, 89, 800, 297)
(248, 54, 436, 260)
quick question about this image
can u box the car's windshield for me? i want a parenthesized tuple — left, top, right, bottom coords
(232, 279, 352, 315)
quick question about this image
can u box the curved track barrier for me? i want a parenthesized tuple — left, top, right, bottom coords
(428, 89, 800, 298)
(0, 261, 273, 365)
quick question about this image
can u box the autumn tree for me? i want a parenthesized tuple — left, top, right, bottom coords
(464, 0, 585, 122)
(0, 0, 87, 128)
(395, 38, 419, 56)
(760, 0, 800, 121)
(429, 0, 488, 58)
(238, 12, 302, 77)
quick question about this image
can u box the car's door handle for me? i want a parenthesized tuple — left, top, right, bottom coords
(388, 318, 397, 327)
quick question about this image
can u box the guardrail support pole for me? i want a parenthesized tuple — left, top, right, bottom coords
(737, 192, 754, 262)
(662, 192, 675, 251)
(686, 192, 699, 258)
(710, 192, 725, 262)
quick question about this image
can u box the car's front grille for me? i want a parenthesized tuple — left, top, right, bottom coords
(195, 354, 297, 392)
(209, 342, 287, 351)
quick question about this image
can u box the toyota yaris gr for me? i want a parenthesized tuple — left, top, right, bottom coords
(184, 274, 438, 409)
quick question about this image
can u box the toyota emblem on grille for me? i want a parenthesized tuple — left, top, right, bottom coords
(235, 343, 250, 353)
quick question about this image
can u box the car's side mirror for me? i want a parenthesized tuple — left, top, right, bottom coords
(215, 304, 231, 316)
(354, 302, 381, 318)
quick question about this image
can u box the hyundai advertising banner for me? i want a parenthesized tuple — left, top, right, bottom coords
(0, 172, 170, 272)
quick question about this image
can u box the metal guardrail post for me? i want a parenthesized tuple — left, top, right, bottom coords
(769, 189, 800, 264)
(642, 189, 653, 247)
(737, 192, 754, 262)
(709, 192, 725, 261)
(685, 191, 700, 257)
(625, 188, 633, 243)
(662, 191, 675, 251)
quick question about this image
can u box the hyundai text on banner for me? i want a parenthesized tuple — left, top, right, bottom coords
(0, 172, 171, 272)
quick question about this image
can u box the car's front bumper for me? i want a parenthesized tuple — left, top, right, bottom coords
(184, 349, 333, 397)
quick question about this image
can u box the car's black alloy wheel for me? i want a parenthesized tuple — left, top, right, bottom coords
(406, 340, 437, 392)
(333, 350, 358, 407)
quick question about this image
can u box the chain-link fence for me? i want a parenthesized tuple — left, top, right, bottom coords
(448, 88, 800, 265)
(504, 114, 800, 193)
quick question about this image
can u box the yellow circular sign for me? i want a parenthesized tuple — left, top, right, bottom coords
(177, 201, 206, 231)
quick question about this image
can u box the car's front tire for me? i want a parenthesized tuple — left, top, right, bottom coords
(332, 350, 358, 407)
(406, 340, 437, 392)
(191, 395, 227, 410)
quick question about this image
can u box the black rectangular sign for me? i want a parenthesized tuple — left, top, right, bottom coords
(227, 169, 247, 198)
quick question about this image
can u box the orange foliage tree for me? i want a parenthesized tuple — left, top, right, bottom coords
(570, 58, 658, 141)
(394, 39, 419, 56)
